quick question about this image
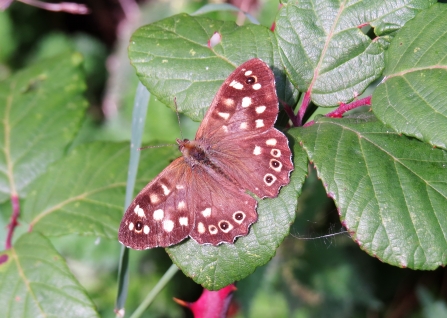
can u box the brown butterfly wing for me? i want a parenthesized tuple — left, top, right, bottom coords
(196, 58, 293, 198)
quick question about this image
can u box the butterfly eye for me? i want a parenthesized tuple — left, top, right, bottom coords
(246, 76, 256, 84)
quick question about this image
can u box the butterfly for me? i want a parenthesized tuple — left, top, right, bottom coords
(119, 58, 293, 249)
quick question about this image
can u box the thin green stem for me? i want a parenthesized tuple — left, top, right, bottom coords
(129, 264, 179, 318)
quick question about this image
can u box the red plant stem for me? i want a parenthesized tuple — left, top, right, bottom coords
(296, 91, 312, 126)
(326, 96, 371, 118)
(5, 194, 20, 250)
(303, 96, 372, 127)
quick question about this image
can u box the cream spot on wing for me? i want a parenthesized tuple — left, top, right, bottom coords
(240, 122, 247, 129)
(271, 149, 281, 157)
(266, 138, 277, 146)
(150, 193, 160, 204)
(218, 220, 234, 233)
(242, 97, 252, 107)
(253, 83, 261, 90)
(245, 70, 252, 76)
(223, 98, 235, 107)
(179, 217, 188, 226)
(163, 220, 174, 232)
(218, 112, 230, 120)
(222, 125, 228, 133)
(198, 222, 206, 234)
(143, 225, 150, 234)
(270, 159, 282, 172)
(176, 185, 184, 189)
(253, 146, 262, 155)
(255, 119, 264, 128)
(134, 205, 145, 218)
(229, 80, 244, 90)
(233, 211, 246, 224)
(153, 209, 164, 221)
(201, 207, 211, 218)
(161, 184, 170, 195)
(178, 201, 186, 210)
(209, 225, 218, 234)
(256, 106, 266, 114)
(264, 173, 277, 186)
(128, 222, 134, 231)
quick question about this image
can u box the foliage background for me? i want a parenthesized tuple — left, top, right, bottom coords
(1, 0, 447, 317)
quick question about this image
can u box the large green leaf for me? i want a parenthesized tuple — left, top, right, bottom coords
(128, 13, 296, 121)
(373, 3, 447, 150)
(294, 114, 447, 270)
(0, 232, 98, 317)
(22, 142, 179, 239)
(167, 142, 308, 290)
(275, 0, 435, 107)
(0, 53, 87, 203)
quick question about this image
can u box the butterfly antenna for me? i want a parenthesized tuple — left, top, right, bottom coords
(173, 97, 184, 139)
(138, 144, 177, 151)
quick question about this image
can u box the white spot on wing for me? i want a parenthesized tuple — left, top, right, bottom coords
(163, 220, 174, 232)
(253, 146, 262, 155)
(255, 119, 264, 128)
(242, 97, 252, 108)
(229, 80, 244, 90)
(143, 225, 150, 234)
(150, 194, 159, 203)
(256, 106, 266, 114)
(179, 217, 188, 226)
(266, 138, 277, 146)
(178, 201, 186, 210)
(222, 125, 228, 133)
(153, 209, 164, 221)
(201, 208, 211, 218)
(218, 112, 230, 120)
(198, 222, 206, 234)
(134, 205, 145, 218)
(161, 184, 170, 195)
(240, 122, 247, 129)
(245, 70, 252, 76)
(223, 98, 235, 107)
(253, 83, 261, 90)
(176, 185, 184, 189)
(129, 222, 134, 231)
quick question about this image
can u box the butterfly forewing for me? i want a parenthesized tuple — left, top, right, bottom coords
(119, 58, 293, 249)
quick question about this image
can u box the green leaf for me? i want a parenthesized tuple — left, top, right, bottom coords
(0, 53, 87, 203)
(22, 142, 179, 239)
(166, 141, 308, 290)
(372, 3, 447, 150)
(128, 13, 296, 121)
(0, 232, 98, 317)
(275, 0, 435, 107)
(294, 114, 447, 270)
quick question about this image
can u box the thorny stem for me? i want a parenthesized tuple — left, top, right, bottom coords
(5, 194, 20, 249)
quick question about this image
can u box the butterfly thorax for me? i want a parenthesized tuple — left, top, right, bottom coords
(177, 138, 211, 167)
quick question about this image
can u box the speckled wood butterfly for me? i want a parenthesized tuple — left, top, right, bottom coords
(119, 58, 293, 249)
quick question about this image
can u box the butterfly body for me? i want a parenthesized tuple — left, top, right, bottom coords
(119, 58, 293, 249)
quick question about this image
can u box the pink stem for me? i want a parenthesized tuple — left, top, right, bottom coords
(326, 96, 371, 118)
(18, 0, 90, 14)
(5, 194, 20, 250)
(296, 91, 312, 126)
